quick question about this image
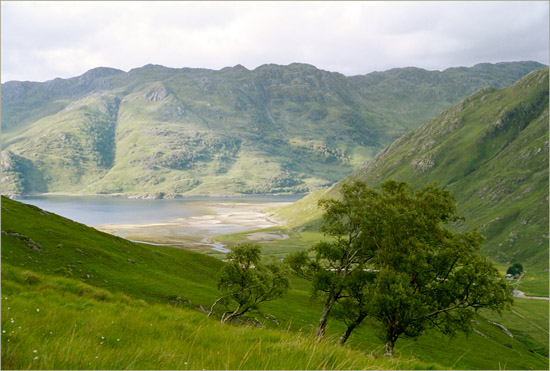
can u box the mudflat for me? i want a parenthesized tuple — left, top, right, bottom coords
(96, 201, 290, 252)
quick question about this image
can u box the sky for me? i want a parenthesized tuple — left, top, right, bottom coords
(1, 1, 548, 82)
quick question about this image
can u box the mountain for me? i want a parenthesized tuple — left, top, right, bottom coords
(275, 68, 549, 269)
(1, 61, 545, 197)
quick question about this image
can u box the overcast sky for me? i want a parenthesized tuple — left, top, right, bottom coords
(1, 1, 548, 82)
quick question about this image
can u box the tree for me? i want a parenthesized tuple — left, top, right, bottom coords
(209, 243, 290, 324)
(506, 262, 523, 276)
(333, 180, 512, 356)
(331, 269, 376, 345)
(285, 181, 381, 340)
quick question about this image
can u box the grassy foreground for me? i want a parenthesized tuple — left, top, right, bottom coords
(2, 196, 549, 369)
(1, 265, 433, 370)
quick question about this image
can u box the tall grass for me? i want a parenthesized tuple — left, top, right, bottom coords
(1, 265, 435, 370)
(2, 197, 548, 369)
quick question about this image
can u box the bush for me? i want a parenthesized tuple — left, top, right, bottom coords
(507, 263, 524, 276)
(20, 270, 41, 285)
(54, 266, 73, 277)
(210, 243, 290, 323)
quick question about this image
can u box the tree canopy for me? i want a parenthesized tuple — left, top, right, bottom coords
(288, 180, 513, 356)
(507, 262, 524, 276)
(286, 180, 381, 339)
(210, 243, 290, 324)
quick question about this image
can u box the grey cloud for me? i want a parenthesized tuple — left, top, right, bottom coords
(1, 1, 548, 82)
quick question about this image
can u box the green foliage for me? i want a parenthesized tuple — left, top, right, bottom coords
(286, 181, 385, 339)
(344, 180, 512, 356)
(211, 243, 290, 323)
(291, 180, 514, 357)
(507, 263, 524, 276)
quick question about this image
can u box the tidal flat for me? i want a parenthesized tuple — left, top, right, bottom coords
(96, 201, 291, 252)
(17, 195, 296, 253)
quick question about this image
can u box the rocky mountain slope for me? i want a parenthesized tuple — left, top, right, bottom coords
(1, 61, 544, 197)
(275, 68, 549, 268)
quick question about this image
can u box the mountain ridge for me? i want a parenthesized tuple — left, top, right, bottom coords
(2, 61, 545, 197)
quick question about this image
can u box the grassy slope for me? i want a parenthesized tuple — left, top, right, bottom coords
(273, 69, 549, 272)
(2, 62, 544, 197)
(2, 265, 431, 370)
(1, 196, 222, 307)
(2, 197, 548, 369)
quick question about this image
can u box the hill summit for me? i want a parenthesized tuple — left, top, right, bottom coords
(1, 61, 545, 197)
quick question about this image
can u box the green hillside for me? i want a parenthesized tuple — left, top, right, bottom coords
(274, 68, 549, 273)
(2, 61, 544, 197)
(3, 264, 434, 370)
(2, 197, 548, 369)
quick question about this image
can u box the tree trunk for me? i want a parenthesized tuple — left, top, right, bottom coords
(384, 340, 394, 357)
(221, 305, 242, 324)
(338, 313, 366, 345)
(315, 298, 334, 341)
(339, 324, 356, 345)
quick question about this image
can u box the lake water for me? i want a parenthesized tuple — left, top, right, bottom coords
(16, 194, 306, 227)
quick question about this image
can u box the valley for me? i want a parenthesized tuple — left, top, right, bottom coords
(274, 68, 549, 271)
(3, 0, 549, 369)
(15, 195, 301, 253)
(2, 63, 548, 370)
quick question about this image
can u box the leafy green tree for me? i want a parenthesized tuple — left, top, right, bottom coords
(506, 263, 524, 276)
(331, 180, 512, 356)
(209, 243, 290, 324)
(286, 181, 381, 340)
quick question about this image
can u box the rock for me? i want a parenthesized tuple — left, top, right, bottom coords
(196, 305, 208, 314)
(472, 328, 488, 338)
(410, 155, 436, 173)
(3, 231, 43, 252)
(504, 343, 513, 349)
(487, 320, 514, 338)
(143, 85, 168, 102)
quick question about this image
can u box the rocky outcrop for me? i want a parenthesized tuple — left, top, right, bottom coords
(487, 320, 514, 338)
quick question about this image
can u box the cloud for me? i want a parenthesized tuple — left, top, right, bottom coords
(1, 1, 548, 82)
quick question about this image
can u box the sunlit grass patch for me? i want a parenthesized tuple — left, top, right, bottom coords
(1, 266, 436, 370)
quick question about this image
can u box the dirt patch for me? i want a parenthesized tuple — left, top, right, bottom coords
(96, 201, 289, 253)
(247, 231, 289, 241)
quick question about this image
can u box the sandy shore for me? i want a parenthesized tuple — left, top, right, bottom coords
(96, 201, 290, 252)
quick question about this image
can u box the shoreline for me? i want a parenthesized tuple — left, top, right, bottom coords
(15, 191, 309, 200)
(95, 201, 290, 253)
